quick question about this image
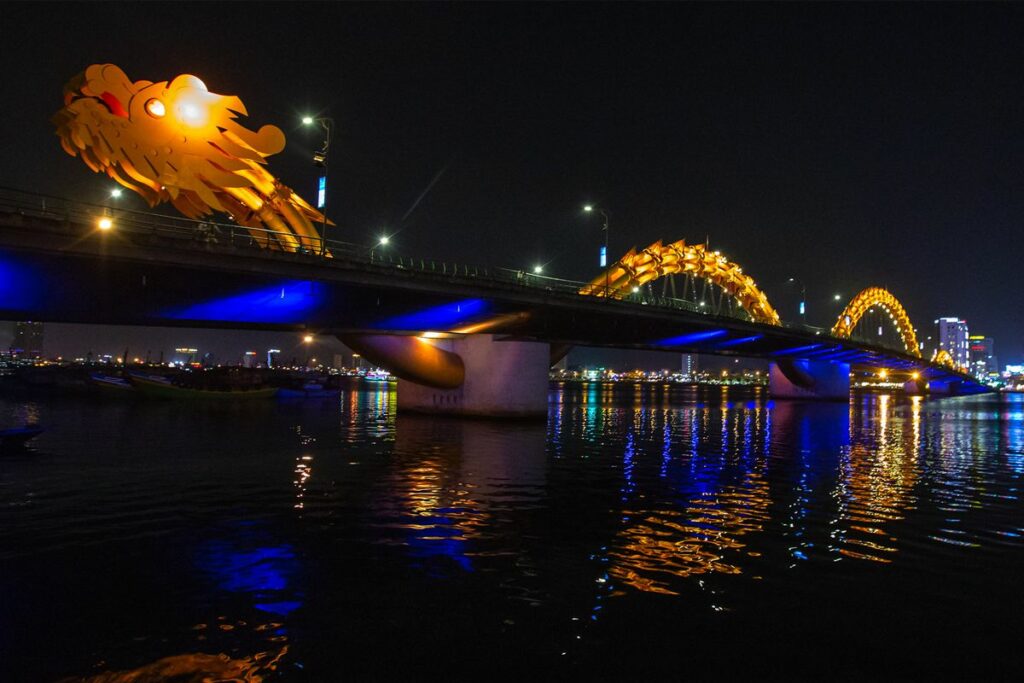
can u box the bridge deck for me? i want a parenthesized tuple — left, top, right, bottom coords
(0, 187, 986, 391)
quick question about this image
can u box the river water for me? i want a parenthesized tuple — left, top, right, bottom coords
(1, 382, 1022, 680)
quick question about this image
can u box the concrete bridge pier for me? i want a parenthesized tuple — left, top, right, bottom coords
(904, 377, 928, 395)
(341, 333, 550, 418)
(769, 359, 851, 400)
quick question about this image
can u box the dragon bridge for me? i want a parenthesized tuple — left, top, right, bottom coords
(579, 239, 781, 326)
(831, 287, 920, 357)
(52, 64, 329, 253)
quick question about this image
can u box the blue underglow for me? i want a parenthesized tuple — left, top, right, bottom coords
(771, 343, 825, 356)
(372, 298, 489, 330)
(0, 254, 44, 311)
(163, 280, 326, 323)
(317, 176, 326, 209)
(655, 329, 728, 346)
(716, 334, 763, 348)
(600, 246, 607, 268)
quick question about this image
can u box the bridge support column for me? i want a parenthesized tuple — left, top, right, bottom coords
(397, 334, 550, 418)
(769, 359, 850, 400)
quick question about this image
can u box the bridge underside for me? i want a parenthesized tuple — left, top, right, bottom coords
(0, 210, 989, 412)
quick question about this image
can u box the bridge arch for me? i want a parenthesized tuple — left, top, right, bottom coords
(579, 239, 781, 326)
(831, 287, 920, 357)
(931, 349, 958, 371)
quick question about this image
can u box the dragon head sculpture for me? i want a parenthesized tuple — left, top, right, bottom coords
(53, 64, 328, 252)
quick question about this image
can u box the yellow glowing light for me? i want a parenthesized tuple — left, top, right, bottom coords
(911, 371, 920, 380)
(878, 369, 888, 379)
(832, 287, 920, 357)
(97, 216, 113, 230)
(54, 64, 330, 254)
(303, 334, 314, 343)
(144, 98, 165, 118)
(580, 239, 781, 325)
(176, 99, 206, 126)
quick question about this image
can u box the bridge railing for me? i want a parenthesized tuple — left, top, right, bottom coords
(0, 185, 763, 323)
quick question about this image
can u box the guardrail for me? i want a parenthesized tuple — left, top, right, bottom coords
(0, 185, 806, 326)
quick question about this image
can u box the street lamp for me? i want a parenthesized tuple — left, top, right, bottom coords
(370, 234, 389, 261)
(788, 277, 807, 324)
(97, 216, 113, 231)
(583, 204, 611, 297)
(533, 264, 543, 274)
(302, 115, 335, 256)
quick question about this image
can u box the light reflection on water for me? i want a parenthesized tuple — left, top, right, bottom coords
(0, 384, 1022, 679)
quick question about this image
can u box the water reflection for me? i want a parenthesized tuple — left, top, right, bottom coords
(382, 415, 547, 578)
(3, 386, 1024, 679)
(604, 403, 773, 596)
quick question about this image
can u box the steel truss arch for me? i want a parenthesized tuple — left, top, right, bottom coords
(579, 239, 781, 326)
(931, 349, 959, 371)
(832, 287, 920, 357)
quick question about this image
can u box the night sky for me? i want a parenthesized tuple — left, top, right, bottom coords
(1, 3, 1022, 366)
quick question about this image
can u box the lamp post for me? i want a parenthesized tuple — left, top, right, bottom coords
(302, 116, 334, 256)
(302, 334, 314, 369)
(583, 205, 611, 297)
(370, 234, 389, 262)
(788, 277, 807, 324)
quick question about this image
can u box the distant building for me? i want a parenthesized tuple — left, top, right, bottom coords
(935, 317, 969, 369)
(12, 321, 44, 358)
(968, 336, 997, 378)
(242, 351, 257, 368)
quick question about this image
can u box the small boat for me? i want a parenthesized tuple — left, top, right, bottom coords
(129, 374, 278, 399)
(0, 425, 44, 449)
(90, 372, 136, 394)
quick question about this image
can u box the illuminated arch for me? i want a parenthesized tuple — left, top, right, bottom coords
(831, 287, 920, 357)
(579, 239, 781, 326)
(931, 349, 958, 371)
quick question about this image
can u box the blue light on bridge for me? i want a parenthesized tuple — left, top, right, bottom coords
(600, 246, 607, 268)
(162, 280, 326, 323)
(799, 301, 805, 316)
(771, 343, 825, 356)
(317, 176, 326, 209)
(372, 298, 490, 331)
(715, 334, 763, 348)
(0, 254, 44, 311)
(654, 329, 728, 346)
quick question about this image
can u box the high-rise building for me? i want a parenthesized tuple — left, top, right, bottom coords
(682, 354, 696, 377)
(12, 321, 44, 358)
(968, 335, 997, 377)
(935, 317, 969, 369)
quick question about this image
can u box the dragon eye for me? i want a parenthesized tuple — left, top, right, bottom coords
(145, 99, 166, 118)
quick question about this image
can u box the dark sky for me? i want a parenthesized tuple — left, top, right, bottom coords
(1, 2, 1022, 367)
